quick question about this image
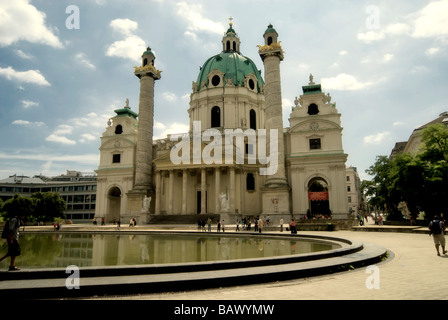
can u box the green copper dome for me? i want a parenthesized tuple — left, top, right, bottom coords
(196, 52, 264, 92)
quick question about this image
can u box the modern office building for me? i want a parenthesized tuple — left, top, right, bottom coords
(0, 170, 96, 222)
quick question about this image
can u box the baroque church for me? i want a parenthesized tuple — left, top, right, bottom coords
(94, 21, 350, 226)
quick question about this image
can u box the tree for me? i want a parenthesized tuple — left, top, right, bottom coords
(1, 195, 34, 220)
(32, 192, 66, 222)
(362, 123, 448, 221)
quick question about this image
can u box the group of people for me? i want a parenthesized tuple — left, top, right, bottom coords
(92, 217, 106, 226)
(196, 216, 299, 234)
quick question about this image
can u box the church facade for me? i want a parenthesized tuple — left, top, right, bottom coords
(94, 21, 349, 225)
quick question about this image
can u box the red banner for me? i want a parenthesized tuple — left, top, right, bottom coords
(308, 191, 329, 201)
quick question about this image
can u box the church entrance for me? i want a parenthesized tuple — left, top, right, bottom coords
(108, 186, 122, 222)
(307, 178, 331, 219)
(196, 191, 207, 214)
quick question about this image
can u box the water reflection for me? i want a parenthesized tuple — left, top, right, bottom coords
(0, 233, 340, 269)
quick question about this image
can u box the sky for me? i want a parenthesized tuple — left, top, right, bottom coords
(0, 0, 447, 182)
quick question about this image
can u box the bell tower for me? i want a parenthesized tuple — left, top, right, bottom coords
(258, 24, 290, 216)
(126, 46, 162, 221)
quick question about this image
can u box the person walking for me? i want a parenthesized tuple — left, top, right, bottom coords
(279, 217, 284, 232)
(290, 218, 297, 234)
(207, 218, 212, 232)
(236, 219, 240, 232)
(0, 215, 22, 271)
(429, 215, 447, 256)
(221, 220, 225, 232)
(258, 218, 263, 234)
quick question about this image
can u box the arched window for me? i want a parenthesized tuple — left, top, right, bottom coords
(211, 106, 221, 128)
(267, 36, 273, 46)
(143, 58, 148, 66)
(233, 41, 236, 51)
(308, 103, 319, 115)
(115, 125, 123, 134)
(249, 109, 256, 130)
(226, 41, 230, 52)
(246, 173, 255, 191)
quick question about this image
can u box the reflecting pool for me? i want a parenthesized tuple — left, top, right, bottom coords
(0, 233, 341, 269)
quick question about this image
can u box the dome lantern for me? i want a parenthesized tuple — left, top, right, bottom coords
(222, 17, 241, 53)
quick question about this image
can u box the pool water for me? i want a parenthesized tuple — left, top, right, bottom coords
(0, 233, 341, 269)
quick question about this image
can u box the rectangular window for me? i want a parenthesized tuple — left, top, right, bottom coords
(309, 138, 321, 150)
(347, 186, 351, 192)
(346, 176, 350, 181)
(348, 196, 352, 203)
(113, 154, 121, 163)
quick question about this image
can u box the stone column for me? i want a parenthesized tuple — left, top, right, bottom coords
(155, 171, 161, 214)
(127, 48, 162, 217)
(182, 169, 187, 214)
(259, 48, 288, 187)
(229, 167, 235, 213)
(134, 76, 155, 191)
(168, 170, 174, 214)
(215, 167, 220, 213)
(201, 168, 207, 214)
(258, 25, 290, 215)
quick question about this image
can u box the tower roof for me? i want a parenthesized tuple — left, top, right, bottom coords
(113, 99, 138, 119)
(264, 23, 278, 35)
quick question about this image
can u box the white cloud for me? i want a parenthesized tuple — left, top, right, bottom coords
(75, 53, 95, 69)
(321, 73, 372, 91)
(393, 121, 404, 126)
(109, 18, 138, 36)
(282, 98, 293, 111)
(409, 65, 429, 74)
(21, 100, 39, 108)
(0, 151, 99, 165)
(106, 35, 146, 62)
(358, 2, 448, 43)
(357, 23, 411, 44)
(45, 134, 76, 145)
(357, 30, 386, 44)
(162, 92, 177, 102)
(384, 23, 411, 36)
(45, 124, 76, 145)
(0, 0, 63, 48)
(339, 50, 348, 56)
(79, 133, 97, 143)
(382, 53, 394, 63)
(12, 120, 44, 127)
(363, 132, 390, 145)
(425, 47, 440, 56)
(154, 121, 189, 140)
(176, 2, 225, 37)
(0, 66, 50, 86)
(106, 18, 146, 62)
(412, 0, 448, 39)
(16, 49, 33, 59)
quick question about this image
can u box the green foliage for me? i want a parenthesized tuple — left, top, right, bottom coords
(0, 192, 66, 222)
(32, 192, 66, 222)
(363, 124, 448, 221)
